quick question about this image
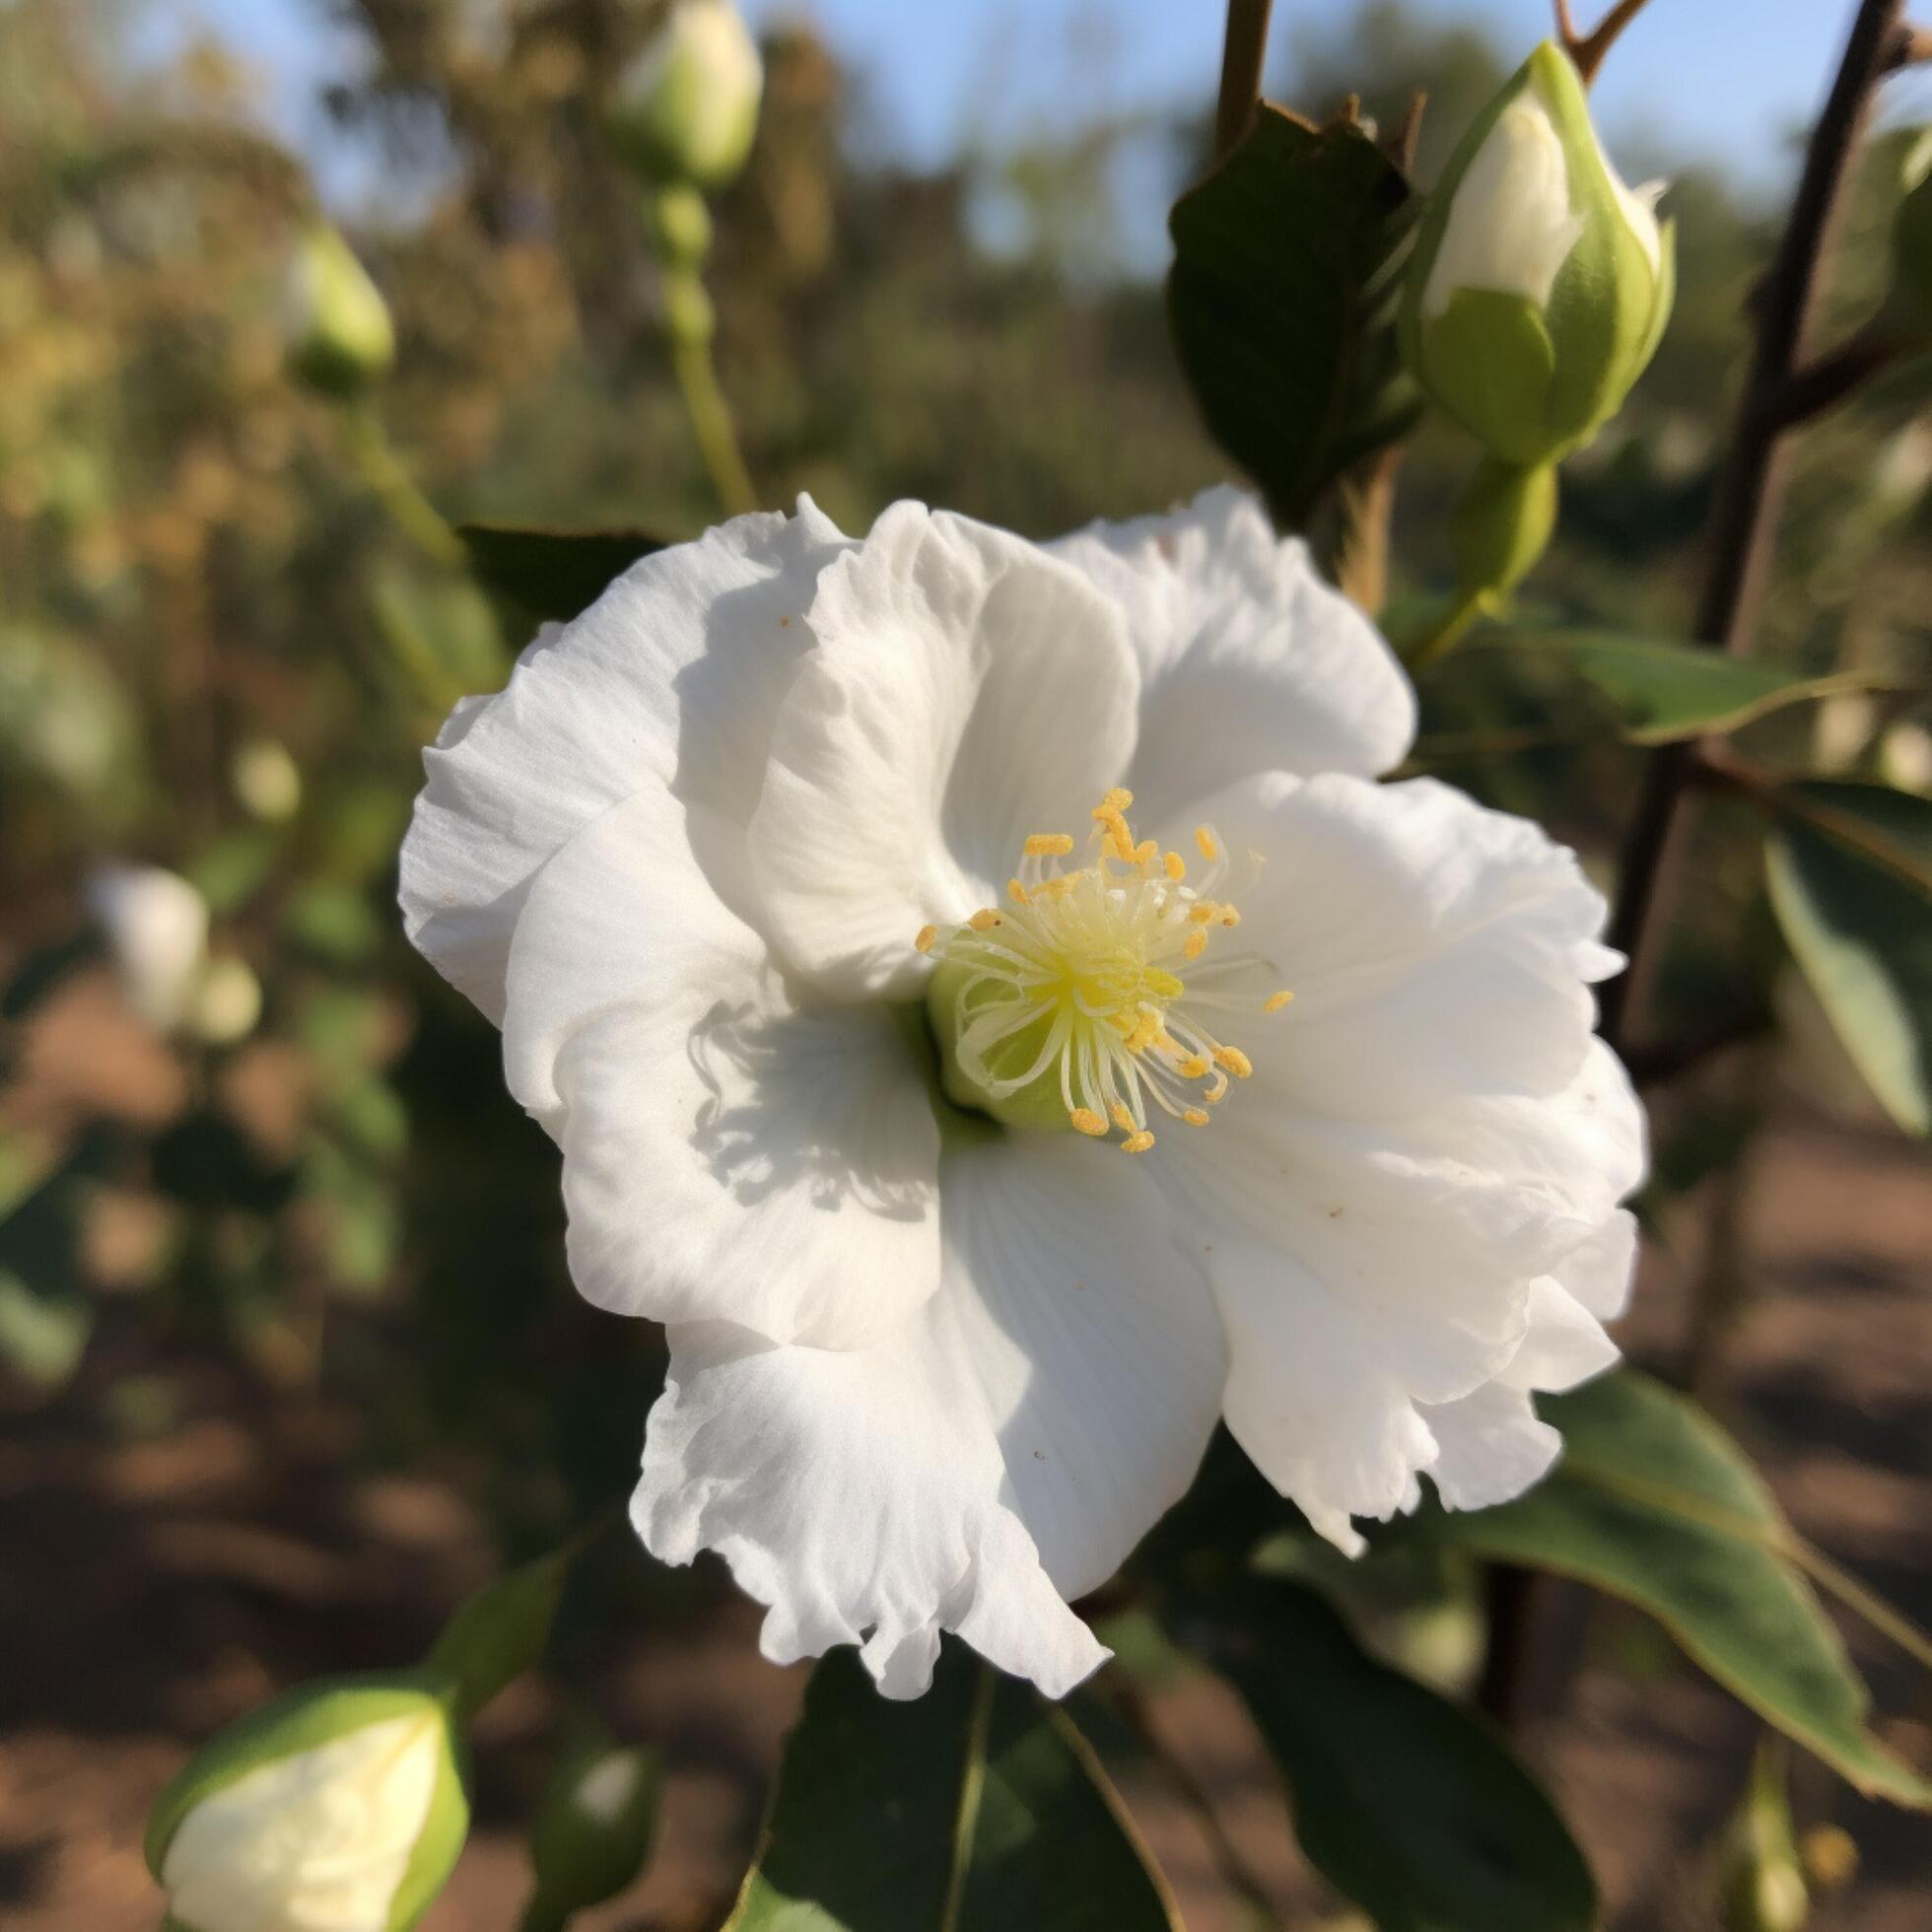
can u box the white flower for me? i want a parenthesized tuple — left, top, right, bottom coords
(401, 488, 1644, 1698)
(87, 862, 209, 1032)
(159, 1708, 445, 1932)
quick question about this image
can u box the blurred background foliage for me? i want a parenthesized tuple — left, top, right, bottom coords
(0, 0, 1927, 1924)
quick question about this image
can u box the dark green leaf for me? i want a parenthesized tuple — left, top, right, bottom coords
(1179, 1578, 1594, 1931)
(1430, 1370, 1930, 1806)
(1, 930, 99, 1022)
(427, 1545, 573, 1723)
(1766, 784, 1932, 1136)
(726, 1645, 1180, 1931)
(457, 523, 667, 623)
(1421, 629, 1912, 745)
(1167, 106, 1416, 529)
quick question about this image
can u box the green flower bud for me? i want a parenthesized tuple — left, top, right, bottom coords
(660, 268, 717, 348)
(283, 225, 396, 399)
(523, 1725, 663, 1931)
(1451, 457, 1558, 603)
(1403, 41, 1674, 467)
(607, 0, 763, 191)
(645, 182, 715, 270)
(146, 1679, 467, 1932)
(1889, 128, 1932, 332)
(232, 737, 302, 823)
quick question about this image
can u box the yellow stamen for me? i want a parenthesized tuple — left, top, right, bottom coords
(1177, 1054, 1211, 1080)
(1182, 1108, 1210, 1127)
(1214, 1045, 1253, 1079)
(1007, 877, 1030, 905)
(1163, 850, 1186, 881)
(1133, 839, 1158, 866)
(1219, 907, 1242, 929)
(914, 925, 937, 953)
(1070, 1107, 1108, 1137)
(1188, 903, 1216, 925)
(1195, 826, 1218, 862)
(1265, 990, 1294, 1012)
(1108, 1102, 1136, 1132)
(1099, 787, 1134, 812)
(1120, 1130, 1156, 1155)
(1184, 929, 1208, 961)
(1024, 832, 1074, 856)
(969, 908, 1002, 932)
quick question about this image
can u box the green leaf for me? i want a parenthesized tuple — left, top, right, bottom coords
(1180, 1578, 1594, 1931)
(1421, 628, 1912, 745)
(457, 523, 666, 624)
(1430, 1370, 1931, 1807)
(725, 1645, 1180, 1931)
(1167, 106, 1416, 529)
(1766, 783, 1932, 1136)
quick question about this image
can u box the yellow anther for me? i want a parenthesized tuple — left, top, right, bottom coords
(1177, 1054, 1211, 1080)
(1144, 969, 1185, 1000)
(1184, 929, 1208, 961)
(1007, 877, 1030, 905)
(1182, 1108, 1210, 1127)
(1163, 850, 1186, 881)
(1188, 903, 1216, 925)
(1107, 822, 1138, 864)
(1070, 1107, 1108, 1137)
(1134, 839, 1158, 866)
(1214, 1045, 1254, 1079)
(1195, 826, 1218, 862)
(915, 925, 937, 953)
(1265, 990, 1294, 1013)
(969, 908, 1003, 932)
(1109, 1102, 1137, 1132)
(1099, 787, 1134, 812)
(1024, 832, 1074, 857)
(1120, 1130, 1156, 1155)
(1219, 907, 1242, 929)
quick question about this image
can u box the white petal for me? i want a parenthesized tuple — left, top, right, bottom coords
(1544, 1204, 1638, 1322)
(400, 499, 849, 1022)
(1186, 770, 1615, 1116)
(635, 1134, 1223, 1697)
(1502, 1274, 1620, 1394)
(744, 502, 1140, 1000)
(1417, 1381, 1562, 1512)
(502, 786, 940, 1349)
(1049, 487, 1414, 823)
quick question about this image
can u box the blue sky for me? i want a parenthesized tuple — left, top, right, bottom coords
(159, 0, 1932, 206)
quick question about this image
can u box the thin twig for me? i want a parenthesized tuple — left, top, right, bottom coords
(1882, 18, 1932, 66)
(1762, 315, 1919, 430)
(1214, 0, 1275, 163)
(1554, 0, 1656, 84)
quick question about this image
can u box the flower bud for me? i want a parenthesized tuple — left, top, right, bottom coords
(232, 737, 303, 823)
(607, 0, 763, 190)
(86, 862, 208, 1032)
(1403, 41, 1674, 467)
(283, 225, 395, 399)
(523, 1726, 663, 1931)
(644, 182, 715, 270)
(146, 1680, 467, 1932)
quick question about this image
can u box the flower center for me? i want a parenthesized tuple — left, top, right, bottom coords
(915, 789, 1292, 1152)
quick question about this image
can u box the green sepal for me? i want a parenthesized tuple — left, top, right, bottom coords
(425, 1545, 573, 1725)
(1419, 289, 1558, 465)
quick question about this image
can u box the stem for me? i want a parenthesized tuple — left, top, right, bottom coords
(670, 330, 759, 518)
(1214, 0, 1274, 163)
(338, 403, 465, 568)
(1763, 314, 1919, 431)
(1597, 0, 1906, 1053)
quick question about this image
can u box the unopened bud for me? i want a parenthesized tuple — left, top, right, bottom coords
(608, 0, 763, 190)
(645, 183, 715, 270)
(523, 1726, 663, 1931)
(1403, 41, 1673, 467)
(86, 862, 208, 1033)
(284, 225, 395, 399)
(146, 1681, 467, 1932)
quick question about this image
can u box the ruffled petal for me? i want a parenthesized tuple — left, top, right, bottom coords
(502, 786, 940, 1349)
(1145, 768, 1641, 1550)
(1050, 487, 1414, 824)
(743, 502, 1140, 1000)
(1416, 1382, 1563, 1512)
(635, 1134, 1222, 1697)
(401, 499, 849, 1022)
